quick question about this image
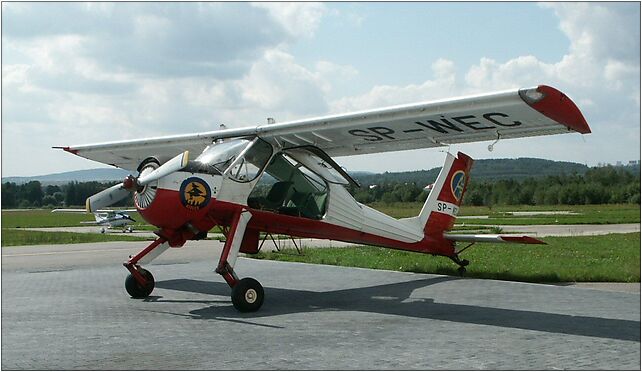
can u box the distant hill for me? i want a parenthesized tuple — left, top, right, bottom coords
(2, 168, 129, 185)
(351, 158, 598, 186)
(2, 158, 638, 186)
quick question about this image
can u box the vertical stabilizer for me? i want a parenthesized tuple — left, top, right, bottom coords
(417, 152, 474, 237)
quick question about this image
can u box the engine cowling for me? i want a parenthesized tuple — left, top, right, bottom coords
(135, 169, 222, 231)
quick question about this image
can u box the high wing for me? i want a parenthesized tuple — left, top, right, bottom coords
(56, 85, 590, 172)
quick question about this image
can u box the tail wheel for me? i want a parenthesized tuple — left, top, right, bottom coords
(125, 268, 155, 298)
(231, 278, 264, 312)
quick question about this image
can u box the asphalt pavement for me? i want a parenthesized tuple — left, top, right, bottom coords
(1, 241, 640, 370)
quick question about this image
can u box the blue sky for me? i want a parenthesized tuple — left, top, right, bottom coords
(2, 2, 640, 176)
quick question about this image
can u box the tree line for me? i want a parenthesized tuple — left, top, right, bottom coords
(1, 165, 640, 209)
(348, 165, 640, 206)
(1, 181, 132, 209)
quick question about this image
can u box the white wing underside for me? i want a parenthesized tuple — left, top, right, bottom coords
(57, 86, 590, 172)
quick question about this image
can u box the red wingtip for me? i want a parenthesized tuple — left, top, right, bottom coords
(522, 85, 591, 134)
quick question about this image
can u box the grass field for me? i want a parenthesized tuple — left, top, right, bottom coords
(370, 202, 641, 225)
(1, 228, 149, 247)
(2, 204, 639, 230)
(0, 209, 148, 228)
(0, 209, 226, 233)
(252, 233, 641, 283)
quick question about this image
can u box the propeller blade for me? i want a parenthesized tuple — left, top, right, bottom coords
(85, 184, 131, 213)
(137, 151, 189, 186)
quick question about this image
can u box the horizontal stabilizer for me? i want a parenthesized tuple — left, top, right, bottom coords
(52, 209, 137, 214)
(444, 234, 546, 245)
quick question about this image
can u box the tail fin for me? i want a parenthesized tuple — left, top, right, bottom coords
(417, 152, 474, 237)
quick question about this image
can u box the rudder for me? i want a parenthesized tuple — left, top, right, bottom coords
(417, 152, 474, 237)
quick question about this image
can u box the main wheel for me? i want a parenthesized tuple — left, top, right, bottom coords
(231, 278, 264, 312)
(125, 268, 155, 298)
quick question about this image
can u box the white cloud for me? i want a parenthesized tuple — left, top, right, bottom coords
(330, 58, 457, 112)
(238, 49, 326, 114)
(252, 2, 326, 38)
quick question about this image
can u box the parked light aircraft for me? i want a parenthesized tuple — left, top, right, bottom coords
(52, 209, 137, 233)
(56, 85, 590, 312)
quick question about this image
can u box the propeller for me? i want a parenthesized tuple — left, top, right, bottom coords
(86, 151, 189, 213)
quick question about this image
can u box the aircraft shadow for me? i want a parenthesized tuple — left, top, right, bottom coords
(155, 278, 640, 342)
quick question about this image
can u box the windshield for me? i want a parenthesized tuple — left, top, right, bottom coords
(195, 139, 251, 173)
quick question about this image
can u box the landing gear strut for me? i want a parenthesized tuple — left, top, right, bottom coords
(215, 209, 264, 312)
(449, 254, 470, 277)
(123, 237, 169, 298)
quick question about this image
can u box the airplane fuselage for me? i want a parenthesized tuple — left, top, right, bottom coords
(135, 170, 455, 257)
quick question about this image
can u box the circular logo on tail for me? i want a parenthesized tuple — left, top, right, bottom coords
(450, 171, 466, 201)
(179, 177, 211, 210)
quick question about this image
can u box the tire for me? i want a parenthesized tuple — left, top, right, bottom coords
(125, 268, 155, 298)
(231, 278, 264, 312)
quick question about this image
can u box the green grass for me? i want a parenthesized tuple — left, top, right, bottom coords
(1, 228, 149, 247)
(251, 233, 641, 283)
(369, 202, 641, 225)
(0, 209, 224, 234)
(3, 204, 638, 230)
(1, 209, 147, 228)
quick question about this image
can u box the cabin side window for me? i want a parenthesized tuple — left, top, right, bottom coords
(248, 153, 328, 219)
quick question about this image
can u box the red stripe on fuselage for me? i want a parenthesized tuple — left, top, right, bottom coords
(218, 200, 455, 256)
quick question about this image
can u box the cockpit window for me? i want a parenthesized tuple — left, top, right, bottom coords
(196, 139, 250, 174)
(192, 138, 273, 182)
(226, 138, 273, 182)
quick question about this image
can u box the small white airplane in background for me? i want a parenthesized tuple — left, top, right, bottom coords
(56, 85, 590, 312)
(52, 209, 137, 233)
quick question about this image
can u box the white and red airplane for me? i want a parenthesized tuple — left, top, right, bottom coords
(56, 85, 590, 312)
(52, 208, 137, 233)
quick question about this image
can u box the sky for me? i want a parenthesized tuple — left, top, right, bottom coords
(2, 2, 640, 177)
